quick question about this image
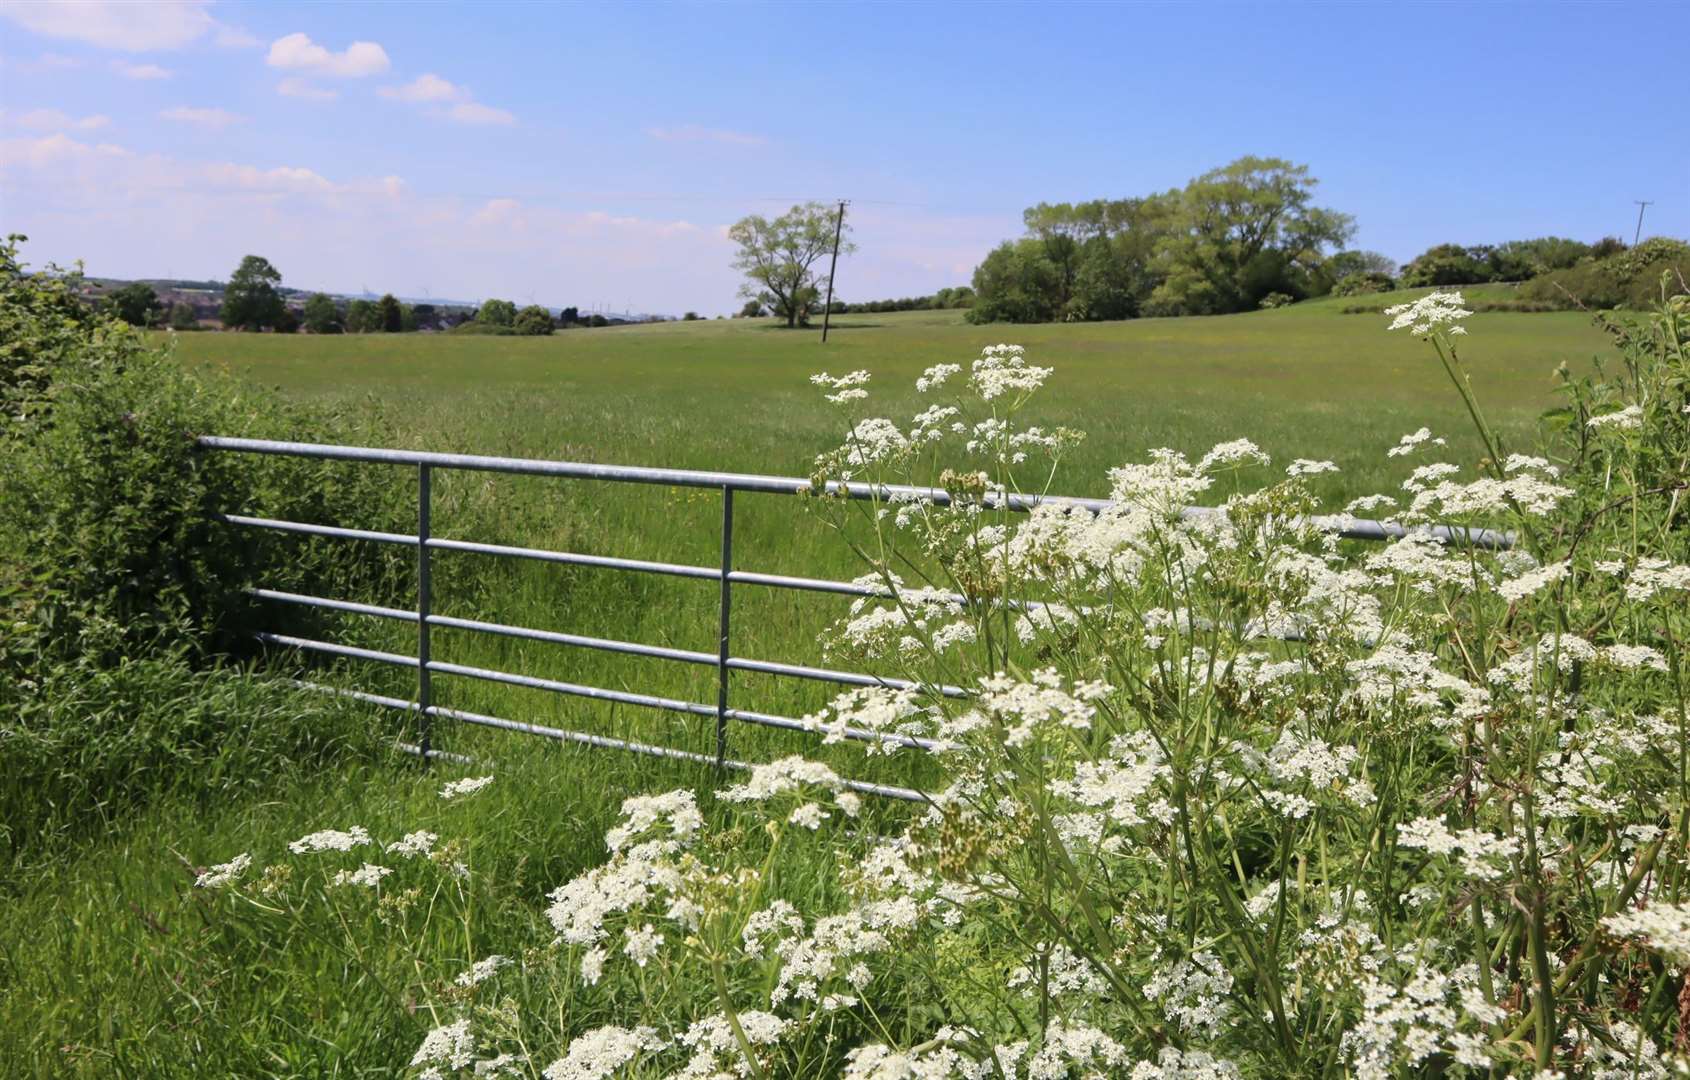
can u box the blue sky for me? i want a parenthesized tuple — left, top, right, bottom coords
(2, 0, 1685, 315)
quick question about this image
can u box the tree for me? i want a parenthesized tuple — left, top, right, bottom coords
(682, 311, 701, 321)
(108, 282, 161, 327)
(737, 299, 765, 318)
(302, 292, 342, 334)
(345, 298, 379, 333)
(513, 305, 554, 335)
(966, 240, 1062, 324)
(1399, 244, 1494, 288)
(1491, 237, 1592, 277)
(727, 202, 855, 328)
(167, 301, 198, 330)
(376, 294, 403, 333)
(1324, 250, 1397, 281)
(1331, 271, 1397, 297)
(220, 255, 285, 330)
(1149, 157, 1353, 314)
(558, 306, 580, 327)
(478, 299, 516, 327)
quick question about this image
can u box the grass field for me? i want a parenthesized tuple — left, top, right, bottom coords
(4, 302, 1620, 1074)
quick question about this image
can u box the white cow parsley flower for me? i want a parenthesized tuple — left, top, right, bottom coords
(332, 863, 393, 888)
(440, 775, 495, 800)
(195, 852, 251, 888)
(1385, 291, 1472, 336)
(288, 826, 371, 854)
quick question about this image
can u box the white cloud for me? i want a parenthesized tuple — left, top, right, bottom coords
(11, 108, 110, 132)
(160, 106, 243, 131)
(0, 0, 216, 51)
(113, 61, 172, 80)
(203, 161, 333, 193)
(379, 73, 466, 104)
(0, 133, 130, 175)
(646, 125, 767, 147)
(379, 73, 514, 125)
(0, 133, 398, 201)
(447, 102, 514, 126)
(266, 32, 389, 77)
(277, 77, 337, 102)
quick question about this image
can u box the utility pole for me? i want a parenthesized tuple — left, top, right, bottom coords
(1633, 200, 1653, 246)
(820, 199, 848, 343)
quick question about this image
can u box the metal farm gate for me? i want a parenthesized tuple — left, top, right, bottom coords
(199, 436, 1512, 802)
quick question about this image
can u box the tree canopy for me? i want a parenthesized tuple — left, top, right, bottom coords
(727, 202, 854, 328)
(107, 283, 162, 327)
(219, 255, 285, 331)
(302, 293, 342, 334)
(478, 299, 517, 327)
(513, 305, 554, 335)
(968, 157, 1355, 323)
(377, 294, 403, 333)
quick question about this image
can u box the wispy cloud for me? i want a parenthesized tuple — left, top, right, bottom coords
(276, 77, 337, 102)
(0, 0, 244, 52)
(113, 61, 172, 80)
(380, 73, 515, 125)
(159, 106, 244, 131)
(447, 102, 515, 127)
(379, 73, 465, 104)
(9, 108, 110, 132)
(646, 125, 767, 147)
(266, 32, 389, 77)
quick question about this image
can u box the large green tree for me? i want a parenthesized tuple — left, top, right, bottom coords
(514, 305, 554, 335)
(728, 202, 854, 328)
(478, 299, 517, 327)
(302, 293, 342, 334)
(1146, 156, 1353, 315)
(219, 255, 285, 331)
(107, 282, 162, 327)
(377, 293, 403, 333)
(969, 161, 1355, 324)
(344, 299, 379, 333)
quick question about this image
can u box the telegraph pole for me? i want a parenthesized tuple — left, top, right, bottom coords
(820, 199, 847, 343)
(1633, 200, 1653, 246)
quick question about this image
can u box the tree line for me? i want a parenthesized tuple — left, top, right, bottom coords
(97, 254, 617, 336)
(951, 156, 1681, 323)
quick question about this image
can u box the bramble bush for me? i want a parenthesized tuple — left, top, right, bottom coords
(195, 281, 1689, 1077)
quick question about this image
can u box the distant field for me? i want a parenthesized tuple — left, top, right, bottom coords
(166, 301, 1611, 493)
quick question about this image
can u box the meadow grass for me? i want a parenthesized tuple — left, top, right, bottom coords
(2, 304, 1619, 1074)
(168, 302, 1612, 775)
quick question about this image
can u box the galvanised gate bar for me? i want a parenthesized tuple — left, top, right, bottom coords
(198, 436, 1514, 803)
